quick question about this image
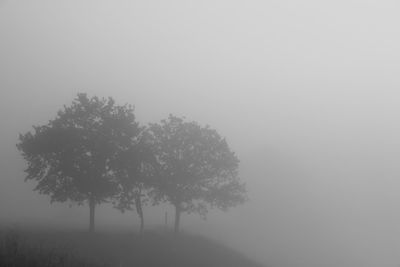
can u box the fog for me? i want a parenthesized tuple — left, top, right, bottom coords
(1, 1, 400, 266)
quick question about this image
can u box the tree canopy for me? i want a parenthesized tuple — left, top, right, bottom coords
(111, 130, 159, 233)
(148, 115, 247, 234)
(17, 94, 247, 234)
(17, 93, 141, 232)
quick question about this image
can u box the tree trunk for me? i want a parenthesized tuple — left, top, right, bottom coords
(135, 195, 144, 235)
(139, 213, 144, 234)
(174, 204, 181, 235)
(89, 196, 96, 233)
(165, 211, 168, 230)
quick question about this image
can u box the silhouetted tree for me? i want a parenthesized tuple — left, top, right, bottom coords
(111, 130, 158, 234)
(148, 115, 247, 235)
(17, 93, 140, 232)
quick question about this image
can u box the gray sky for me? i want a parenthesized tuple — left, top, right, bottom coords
(2, 1, 400, 266)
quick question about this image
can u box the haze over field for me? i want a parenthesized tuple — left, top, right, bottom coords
(2, 1, 400, 266)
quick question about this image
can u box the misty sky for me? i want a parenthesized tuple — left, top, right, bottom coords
(2, 1, 400, 266)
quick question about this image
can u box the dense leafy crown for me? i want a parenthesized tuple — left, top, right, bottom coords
(148, 115, 246, 216)
(17, 93, 140, 204)
(111, 131, 159, 212)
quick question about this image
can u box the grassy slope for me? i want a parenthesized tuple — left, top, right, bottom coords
(0, 228, 266, 267)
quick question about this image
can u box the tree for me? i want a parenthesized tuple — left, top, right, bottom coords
(17, 93, 140, 232)
(111, 130, 158, 234)
(148, 115, 247, 234)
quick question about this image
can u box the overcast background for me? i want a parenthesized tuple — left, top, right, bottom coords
(2, 1, 400, 266)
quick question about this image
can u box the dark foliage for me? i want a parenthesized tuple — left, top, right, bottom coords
(148, 115, 247, 233)
(16, 93, 141, 231)
(111, 129, 159, 233)
(0, 228, 108, 267)
(16, 93, 246, 235)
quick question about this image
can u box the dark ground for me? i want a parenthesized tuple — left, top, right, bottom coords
(0, 226, 266, 267)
